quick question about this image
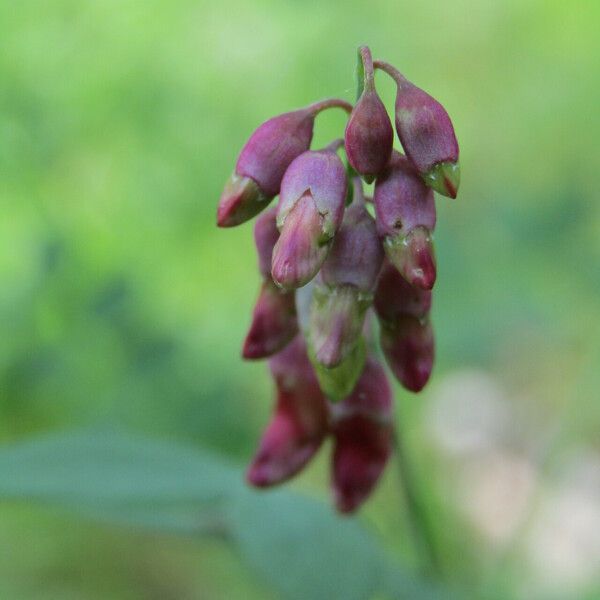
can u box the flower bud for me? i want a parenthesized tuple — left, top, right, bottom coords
(374, 152, 437, 290)
(344, 47, 393, 182)
(380, 316, 434, 393)
(242, 279, 297, 359)
(217, 174, 271, 228)
(374, 260, 434, 392)
(376, 63, 459, 198)
(309, 285, 369, 368)
(217, 99, 352, 227)
(330, 357, 393, 513)
(272, 148, 348, 289)
(309, 191, 383, 367)
(309, 337, 366, 402)
(374, 259, 431, 323)
(247, 337, 328, 487)
(242, 208, 298, 358)
(254, 206, 280, 279)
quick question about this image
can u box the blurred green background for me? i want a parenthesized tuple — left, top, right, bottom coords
(1, 0, 599, 598)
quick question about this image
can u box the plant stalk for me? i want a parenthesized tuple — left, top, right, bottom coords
(393, 424, 442, 580)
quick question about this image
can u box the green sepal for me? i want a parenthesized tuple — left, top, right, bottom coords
(308, 337, 367, 402)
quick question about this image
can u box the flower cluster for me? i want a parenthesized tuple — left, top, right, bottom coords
(217, 46, 459, 513)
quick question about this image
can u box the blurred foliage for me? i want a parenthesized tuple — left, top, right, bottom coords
(0, 0, 599, 598)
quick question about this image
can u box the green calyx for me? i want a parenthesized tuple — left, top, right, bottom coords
(422, 161, 460, 199)
(309, 336, 366, 402)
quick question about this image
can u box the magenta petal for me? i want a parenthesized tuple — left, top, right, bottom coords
(236, 108, 315, 197)
(374, 260, 432, 322)
(330, 358, 393, 513)
(254, 207, 280, 278)
(384, 227, 437, 291)
(242, 279, 297, 359)
(380, 316, 434, 393)
(374, 152, 436, 239)
(217, 174, 272, 228)
(271, 193, 329, 290)
(247, 338, 328, 487)
(345, 90, 393, 181)
(393, 79, 459, 176)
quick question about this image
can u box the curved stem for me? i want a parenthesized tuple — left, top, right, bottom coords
(357, 45, 375, 95)
(308, 98, 353, 115)
(373, 60, 408, 88)
(351, 177, 365, 205)
(393, 425, 442, 580)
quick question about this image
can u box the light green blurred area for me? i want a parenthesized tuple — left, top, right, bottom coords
(1, 1, 599, 598)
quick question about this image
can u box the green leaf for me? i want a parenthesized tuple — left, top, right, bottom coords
(0, 429, 237, 504)
(229, 487, 455, 600)
(0, 430, 454, 600)
(229, 488, 388, 600)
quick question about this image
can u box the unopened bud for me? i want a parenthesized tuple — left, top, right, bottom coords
(374, 259, 431, 323)
(345, 47, 393, 182)
(271, 192, 331, 290)
(242, 279, 297, 359)
(217, 174, 271, 228)
(375, 62, 460, 198)
(254, 207, 280, 278)
(272, 148, 348, 289)
(309, 190, 383, 367)
(330, 357, 393, 513)
(218, 100, 352, 227)
(374, 152, 437, 289)
(247, 337, 328, 487)
(380, 316, 434, 393)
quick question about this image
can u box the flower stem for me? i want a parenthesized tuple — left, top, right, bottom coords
(356, 45, 375, 98)
(308, 98, 353, 115)
(373, 60, 408, 88)
(393, 423, 442, 580)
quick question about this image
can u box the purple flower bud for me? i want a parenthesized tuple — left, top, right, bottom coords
(242, 279, 297, 359)
(217, 99, 352, 228)
(242, 208, 298, 358)
(330, 357, 393, 513)
(380, 316, 434, 393)
(253, 206, 280, 278)
(271, 192, 330, 290)
(309, 190, 383, 367)
(374, 61, 460, 198)
(247, 337, 328, 487)
(319, 190, 384, 292)
(374, 260, 434, 392)
(374, 259, 432, 323)
(272, 148, 348, 289)
(374, 152, 437, 290)
(345, 47, 393, 183)
(217, 174, 271, 228)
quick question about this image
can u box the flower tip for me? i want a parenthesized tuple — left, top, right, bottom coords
(246, 463, 272, 488)
(362, 174, 376, 185)
(217, 174, 271, 227)
(423, 161, 460, 199)
(380, 318, 434, 392)
(241, 281, 297, 359)
(384, 227, 436, 290)
(271, 193, 329, 290)
(333, 487, 365, 514)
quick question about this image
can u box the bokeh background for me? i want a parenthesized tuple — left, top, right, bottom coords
(1, 1, 599, 598)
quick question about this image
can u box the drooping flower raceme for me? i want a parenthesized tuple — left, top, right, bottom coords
(218, 45, 460, 513)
